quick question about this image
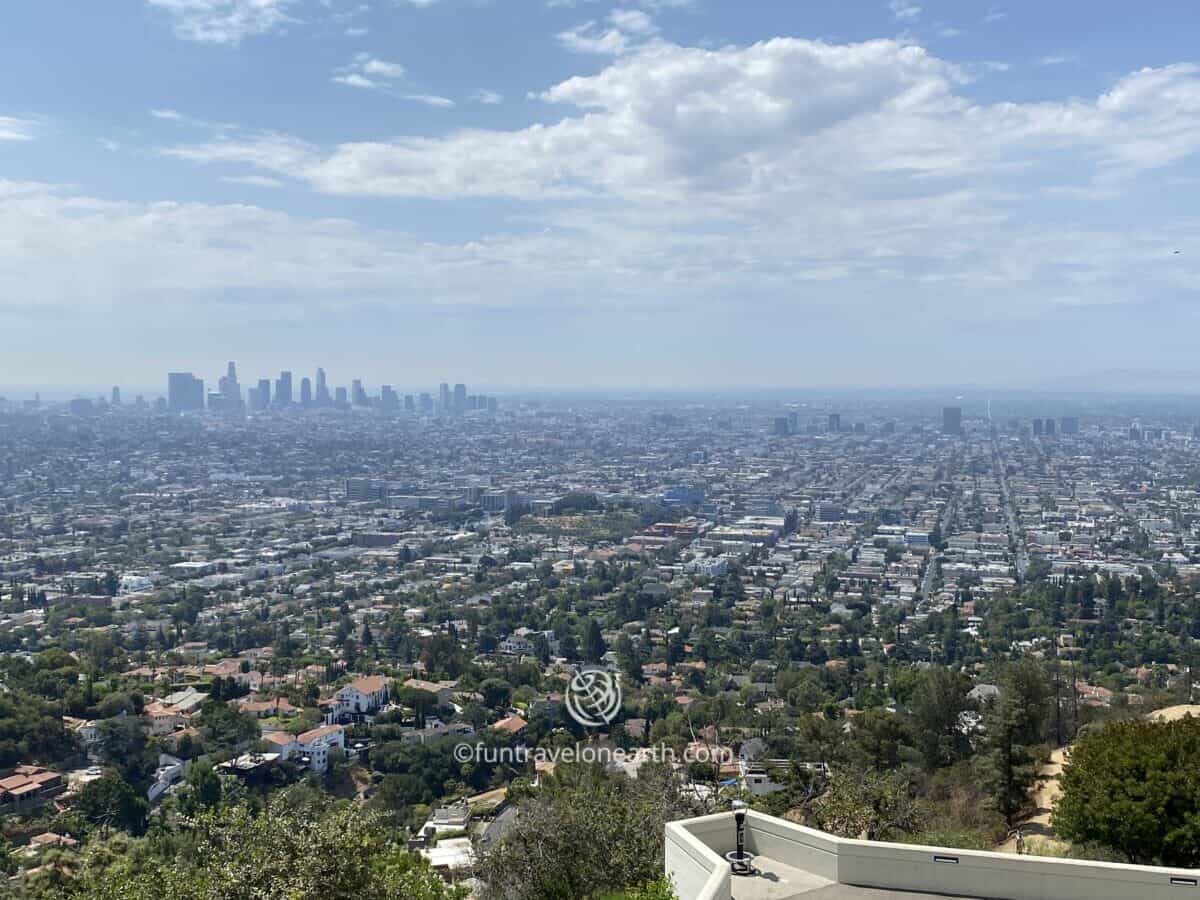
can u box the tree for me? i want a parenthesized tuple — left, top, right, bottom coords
(908, 667, 971, 770)
(62, 792, 466, 900)
(814, 768, 924, 841)
(77, 773, 149, 836)
(177, 762, 222, 814)
(1053, 717, 1200, 866)
(480, 678, 513, 710)
(982, 659, 1051, 826)
(583, 619, 606, 664)
(982, 692, 1038, 827)
(96, 718, 158, 793)
(475, 764, 697, 900)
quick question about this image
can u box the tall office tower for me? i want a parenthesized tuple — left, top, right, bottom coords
(381, 386, 399, 409)
(404, 394, 415, 412)
(438, 382, 451, 413)
(419, 392, 433, 413)
(486, 396, 497, 412)
(881, 420, 896, 435)
(167, 373, 205, 411)
(218, 361, 242, 411)
(1061, 416, 1080, 435)
(335, 386, 348, 407)
(352, 379, 368, 407)
(828, 413, 841, 433)
(942, 406, 963, 435)
(255, 379, 271, 411)
(300, 378, 313, 408)
(275, 371, 293, 407)
(111, 386, 121, 406)
(772, 417, 791, 436)
(315, 368, 331, 406)
(1032, 418, 1044, 436)
(1045, 418, 1056, 436)
(453, 383, 467, 413)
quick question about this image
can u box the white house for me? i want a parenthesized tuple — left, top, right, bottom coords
(295, 724, 345, 773)
(333, 675, 390, 717)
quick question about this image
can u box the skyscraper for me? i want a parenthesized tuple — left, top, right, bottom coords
(167, 373, 205, 412)
(1061, 416, 1080, 435)
(254, 379, 271, 411)
(315, 368, 331, 406)
(111, 386, 121, 406)
(828, 413, 841, 433)
(300, 377, 313, 408)
(1033, 418, 1044, 436)
(942, 406, 962, 435)
(275, 371, 293, 407)
(439, 382, 451, 413)
(217, 362, 242, 412)
(352, 379, 368, 407)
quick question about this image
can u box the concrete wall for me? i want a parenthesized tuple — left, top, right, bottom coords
(665, 815, 731, 900)
(668, 810, 1200, 900)
(838, 836, 1200, 900)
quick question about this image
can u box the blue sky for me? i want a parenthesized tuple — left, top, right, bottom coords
(2, 0, 1200, 394)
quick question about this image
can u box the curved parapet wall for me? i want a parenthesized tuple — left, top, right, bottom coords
(667, 809, 1200, 900)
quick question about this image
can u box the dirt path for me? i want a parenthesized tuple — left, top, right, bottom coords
(993, 747, 1069, 855)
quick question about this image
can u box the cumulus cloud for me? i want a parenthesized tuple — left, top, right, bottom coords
(160, 39, 1200, 201)
(26, 34, 1199, 374)
(145, 0, 298, 45)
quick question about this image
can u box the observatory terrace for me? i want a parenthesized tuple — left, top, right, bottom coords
(666, 810, 1200, 900)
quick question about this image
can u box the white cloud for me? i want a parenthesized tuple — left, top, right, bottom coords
(219, 174, 286, 187)
(333, 53, 413, 93)
(160, 132, 316, 176)
(360, 56, 406, 78)
(0, 116, 39, 142)
(403, 94, 455, 108)
(888, 0, 921, 22)
(558, 8, 659, 55)
(1038, 53, 1077, 66)
(136, 37, 1200, 355)
(472, 89, 504, 105)
(608, 8, 657, 35)
(97, 138, 122, 152)
(145, 0, 298, 45)
(162, 40, 1200, 202)
(334, 72, 378, 89)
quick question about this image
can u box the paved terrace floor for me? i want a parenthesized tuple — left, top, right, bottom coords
(733, 856, 979, 900)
